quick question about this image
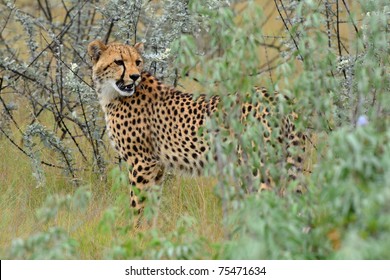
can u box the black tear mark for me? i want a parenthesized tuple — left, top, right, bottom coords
(119, 53, 126, 82)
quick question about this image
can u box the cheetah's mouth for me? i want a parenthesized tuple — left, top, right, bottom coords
(116, 80, 135, 95)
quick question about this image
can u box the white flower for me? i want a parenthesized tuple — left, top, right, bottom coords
(357, 115, 369, 127)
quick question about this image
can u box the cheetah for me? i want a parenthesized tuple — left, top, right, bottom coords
(87, 40, 305, 215)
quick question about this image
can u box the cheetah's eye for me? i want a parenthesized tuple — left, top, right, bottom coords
(135, 59, 142, 66)
(114, 60, 124, 66)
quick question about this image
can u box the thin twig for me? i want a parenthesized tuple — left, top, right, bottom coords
(0, 126, 66, 169)
(336, 0, 347, 79)
(341, 0, 359, 35)
(273, 0, 303, 61)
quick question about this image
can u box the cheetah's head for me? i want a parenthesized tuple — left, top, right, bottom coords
(88, 40, 144, 100)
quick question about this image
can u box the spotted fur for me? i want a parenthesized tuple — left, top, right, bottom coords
(87, 40, 305, 214)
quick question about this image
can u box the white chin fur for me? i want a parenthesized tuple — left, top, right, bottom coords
(111, 81, 135, 97)
(98, 81, 134, 110)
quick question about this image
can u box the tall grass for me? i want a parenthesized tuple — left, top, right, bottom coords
(0, 132, 223, 258)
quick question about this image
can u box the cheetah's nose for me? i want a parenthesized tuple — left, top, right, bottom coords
(130, 74, 140, 81)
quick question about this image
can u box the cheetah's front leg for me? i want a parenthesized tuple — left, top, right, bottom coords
(128, 158, 165, 218)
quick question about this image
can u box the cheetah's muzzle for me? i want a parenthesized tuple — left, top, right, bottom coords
(116, 80, 134, 93)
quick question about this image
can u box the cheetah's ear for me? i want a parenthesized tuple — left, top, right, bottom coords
(88, 40, 107, 64)
(134, 42, 144, 54)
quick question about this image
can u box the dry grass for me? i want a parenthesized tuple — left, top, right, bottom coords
(0, 130, 224, 258)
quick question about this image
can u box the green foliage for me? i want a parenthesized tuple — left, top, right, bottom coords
(96, 167, 211, 260)
(177, 0, 389, 259)
(7, 187, 91, 259)
(221, 125, 390, 259)
(177, 1, 278, 213)
(311, 125, 390, 259)
(9, 227, 78, 260)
